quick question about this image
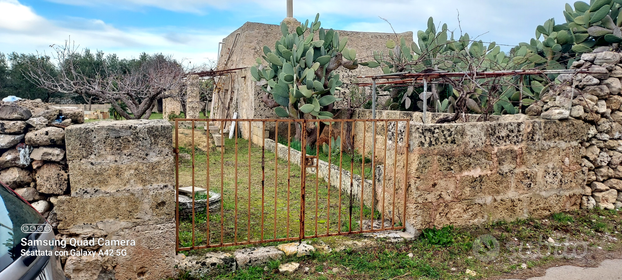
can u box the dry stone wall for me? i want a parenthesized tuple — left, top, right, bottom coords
(527, 50, 622, 210)
(353, 109, 588, 230)
(0, 99, 82, 228)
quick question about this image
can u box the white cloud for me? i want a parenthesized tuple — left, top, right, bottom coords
(0, 0, 222, 67)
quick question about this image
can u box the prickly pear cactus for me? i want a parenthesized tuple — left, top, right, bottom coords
(250, 14, 360, 120)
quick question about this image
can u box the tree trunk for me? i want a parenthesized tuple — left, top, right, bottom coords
(109, 100, 133, 120)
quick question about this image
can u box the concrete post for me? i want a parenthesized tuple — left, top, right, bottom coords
(286, 0, 293, 18)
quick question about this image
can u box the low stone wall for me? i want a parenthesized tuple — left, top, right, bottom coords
(352, 109, 588, 230)
(57, 120, 175, 280)
(0, 99, 83, 230)
(264, 139, 375, 207)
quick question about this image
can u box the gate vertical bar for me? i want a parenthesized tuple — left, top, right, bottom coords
(247, 121, 252, 243)
(326, 122, 332, 235)
(286, 122, 291, 239)
(174, 120, 179, 251)
(220, 121, 225, 245)
(382, 120, 388, 230)
(360, 121, 366, 231)
(299, 121, 307, 241)
(206, 121, 211, 246)
(314, 120, 320, 237)
(274, 121, 279, 239)
(191, 121, 196, 247)
(261, 121, 266, 242)
(402, 122, 410, 229)
(392, 121, 398, 227)
(234, 121, 239, 244)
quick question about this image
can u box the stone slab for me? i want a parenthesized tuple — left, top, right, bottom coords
(234, 246, 284, 269)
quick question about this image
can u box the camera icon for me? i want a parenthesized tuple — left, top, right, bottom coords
(20, 224, 53, 233)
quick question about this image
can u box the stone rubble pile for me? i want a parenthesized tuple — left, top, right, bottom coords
(526, 50, 622, 210)
(0, 99, 83, 226)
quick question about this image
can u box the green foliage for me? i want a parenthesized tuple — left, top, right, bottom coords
(551, 212, 575, 223)
(0, 52, 63, 102)
(167, 111, 186, 121)
(517, 0, 622, 70)
(421, 225, 455, 246)
(251, 14, 362, 120)
(321, 136, 341, 157)
(373, 17, 543, 118)
(109, 101, 128, 120)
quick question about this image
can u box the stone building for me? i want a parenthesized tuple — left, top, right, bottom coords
(211, 18, 412, 142)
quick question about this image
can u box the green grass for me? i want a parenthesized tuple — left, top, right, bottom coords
(174, 208, 622, 280)
(176, 130, 378, 250)
(276, 136, 375, 180)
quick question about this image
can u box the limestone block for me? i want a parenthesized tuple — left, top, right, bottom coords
(25, 117, 48, 130)
(0, 121, 26, 134)
(14, 187, 39, 202)
(594, 189, 618, 210)
(581, 53, 597, 62)
(526, 102, 543, 116)
(31, 200, 50, 213)
(618, 191, 622, 202)
(0, 134, 24, 149)
(596, 166, 613, 181)
(603, 78, 622, 95)
(0, 105, 31, 120)
(613, 66, 622, 77)
(175, 252, 236, 278)
(30, 147, 65, 162)
(604, 179, 622, 191)
(582, 195, 596, 209)
(162, 97, 182, 121)
(64, 255, 103, 280)
(54, 185, 174, 233)
(276, 242, 315, 257)
(609, 151, 622, 168)
(101, 223, 175, 280)
(591, 182, 610, 192)
(575, 74, 601, 88)
(34, 109, 59, 123)
(0, 167, 32, 189)
(65, 120, 173, 194)
(589, 65, 610, 79)
(607, 96, 622, 111)
(185, 75, 201, 119)
(570, 105, 585, 118)
(0, 149, 28, 169)
(35, 163, 67, 195)
(597, 119, 612, 133)
(595, 151, 611, 167)
(586, 145, 601, 161)
(597, 100, 608, 113)
(595, 51, 621, 65)
(279, 262, 300, 273)
(234, 246, 284, 269)
(25, 127, 64, 146)
(541, 108, 570, 120)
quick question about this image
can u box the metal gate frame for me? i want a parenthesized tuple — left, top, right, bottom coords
(174, 118, 410, 251)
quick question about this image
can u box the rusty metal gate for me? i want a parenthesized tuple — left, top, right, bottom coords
(174, 118, 410, 251)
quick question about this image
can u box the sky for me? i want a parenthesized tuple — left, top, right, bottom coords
(0, 0, 573, 68)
